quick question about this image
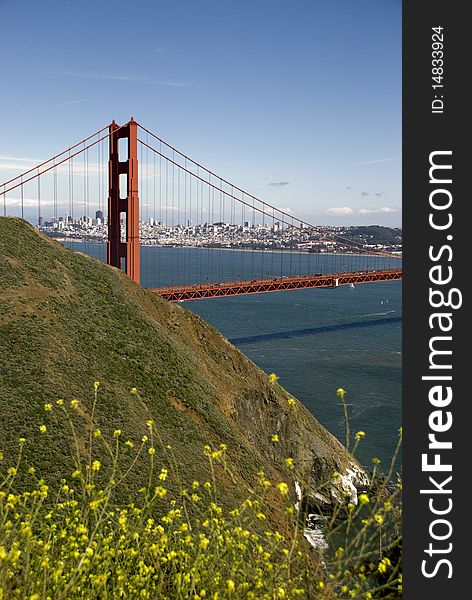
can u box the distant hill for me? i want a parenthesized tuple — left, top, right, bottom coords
(0, 218, 364, 528)
(340, 226, 402, 246)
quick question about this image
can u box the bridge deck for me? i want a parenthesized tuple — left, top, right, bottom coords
(148, 268, 402, 302)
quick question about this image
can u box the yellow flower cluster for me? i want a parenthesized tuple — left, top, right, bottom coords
(0, 412, 311, 599)
(0, 383, 402, 599)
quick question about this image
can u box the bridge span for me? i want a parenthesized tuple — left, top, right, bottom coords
(149, 268, 402, 302)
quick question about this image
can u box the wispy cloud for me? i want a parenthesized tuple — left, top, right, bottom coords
(0, 155, 44, 174)
(0, 155, 40, 163)
(57, 99, 89, 107)
(3, 197, 56, 208)
(354, 156, 400, 166)
(325, 207, 355, 215)
(0, 155, 106, 177)
(268, 181, 290, 187)
(358, 207, 398, 214)
(325, 206, 398, 216)
(13, 98, 90, 115)
(53, 70, 194, 88)
(0, 157, 160, 181)
(141, 204, 179, 211)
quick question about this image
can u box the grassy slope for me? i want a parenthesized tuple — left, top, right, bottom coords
(0, 217, 356, 526)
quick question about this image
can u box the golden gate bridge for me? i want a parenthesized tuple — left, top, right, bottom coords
(1, 119, 402, 300)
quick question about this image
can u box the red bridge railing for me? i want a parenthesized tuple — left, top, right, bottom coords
(149, 268, 403, 302)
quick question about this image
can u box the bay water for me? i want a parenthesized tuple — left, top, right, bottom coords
(68, 242, 402, 467)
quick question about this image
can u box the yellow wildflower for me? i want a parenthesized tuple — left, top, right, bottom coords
(155, 486, 167, 498)
(276, 482, 289, 496)
(378, 557, 392, 574)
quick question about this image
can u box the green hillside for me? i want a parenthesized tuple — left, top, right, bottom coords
(0, 217, 362, 525)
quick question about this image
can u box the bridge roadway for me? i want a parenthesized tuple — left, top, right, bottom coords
(148, 268, 403, 302)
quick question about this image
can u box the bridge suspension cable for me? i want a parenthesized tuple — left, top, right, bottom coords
(1, 125, 125, 197)
(1, 124, 111, 190)
(135, 121, 396, 259)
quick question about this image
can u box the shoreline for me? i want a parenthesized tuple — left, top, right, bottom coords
(51, 237, 402, 259)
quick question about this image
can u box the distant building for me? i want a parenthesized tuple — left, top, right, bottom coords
(96, 210, 104, 221)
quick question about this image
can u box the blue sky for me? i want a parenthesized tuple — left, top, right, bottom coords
(0, 0, 401, 226)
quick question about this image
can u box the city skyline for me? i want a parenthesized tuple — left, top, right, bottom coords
(38, 210, 402, 255)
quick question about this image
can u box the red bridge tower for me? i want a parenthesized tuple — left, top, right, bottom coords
(107, 119, 140, 285)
